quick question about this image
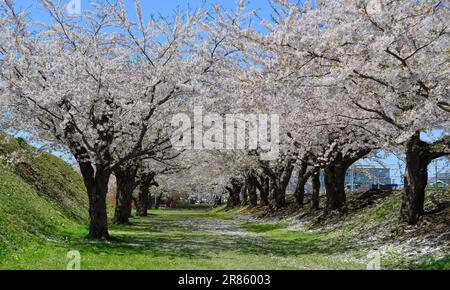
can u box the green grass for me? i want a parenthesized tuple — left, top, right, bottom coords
(382, 254, 450, 270)
(241, 222, 288, 233)
(412, 256, 450, 270)
(149, 205, 233, 220)
(0, 163, 83, 260)
(1, 190, 447, 270)
(0, 133, 89, 222)
(0, 209, 366, 270)
(1, 131, 448, 270)
(14, 153, 89, 222)
(0, 132, 88, 261)
(371, 195, 402, 221)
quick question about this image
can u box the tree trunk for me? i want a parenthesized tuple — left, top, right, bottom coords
(148, 191, 153, 209)
(113, 164, 138, 225)
(324, 153, 347, 213)
(255, 176, 270, 206)
(311, 169, 321, 210)
(79, 162, 110, 240)
(271, 179, 290, 209)
(241, 184, 248, 205)
(226, 188, 238, 207)
(400, 133, 430, 224)
(136, 172, 157, 217)
(226, 178, 243, 208)
(269, 160, 294, 209)
(247, 175, 258, 207)
(261, 177, 270, 206)
(295, 161, 311, 207)
(323, 149, 371, 213)
(295, 176, 306, 207)
(280, 163, 294, 208)
(154, 192, 163, 209)
(270, 186, 285, 209)
(136, 179, 151, 217)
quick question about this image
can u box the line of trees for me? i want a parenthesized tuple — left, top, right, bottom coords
(0, 0, 448, 240)
(192, 0, 449, 224)
(0, 0, 233, 239)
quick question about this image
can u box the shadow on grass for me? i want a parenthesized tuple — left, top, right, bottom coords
(65, 212, 355, 261)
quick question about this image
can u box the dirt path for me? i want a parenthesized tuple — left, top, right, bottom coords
(101, 209, 367, 270)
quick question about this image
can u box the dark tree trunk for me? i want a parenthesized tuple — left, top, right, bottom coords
(255, 176, 270, 206)
(311, 169, 321, 210)
(272, 189, 286, 209)
(113, 164, 138, 225)
(226, 188, 238, 207)
(148, 191, 153, 209)
(261, 177, 270, 206)
(65, 127, 111, 240)
(154, 192, 163, 209)
(280, 163, 294, 206)
(323, 149, 371, 213)
(268, 160, 294, 209)
(295, 161, 312, 207)
(295, 177, 306, 207)
(399, 132, 450, 224)
(247, 175, 258, 207)
(400, 132, 431, 224)
(136, 172, 157, 217)
(79, 162, 111, 240)
(136, 180, 151, 217)
(271, 180, 290, 209)
(324, 153, 347, 213)
(241, 184, 248, 205)
(226, 178, 243, 208)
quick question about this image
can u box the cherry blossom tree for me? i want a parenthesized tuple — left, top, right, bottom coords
(309, 0, 450, 223)
(133, 148, 185, 217)
(1, 0, 448, 230)
(226, 0, 448, 218)
(207, 0, 378, 212)
(0, 0, 224, 238)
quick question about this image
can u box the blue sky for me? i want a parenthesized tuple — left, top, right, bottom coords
(13, 0, 277, 29)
